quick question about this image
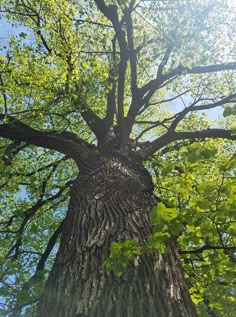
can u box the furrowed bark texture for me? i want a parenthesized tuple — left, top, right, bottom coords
(37, 152, 197, 317)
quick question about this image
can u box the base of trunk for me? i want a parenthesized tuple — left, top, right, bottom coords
(38, 154, 197, 317)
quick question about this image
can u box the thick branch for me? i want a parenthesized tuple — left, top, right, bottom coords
(94, 1, 128, 143)
(93, 1, 118, 22)
(80, 109, 106, 138)
(125, 6, 137, 95)
(104, 38, 117, 129)
(139, 128, 236, 159)
(156, 45, 173, 81)
(0, 114, 89, 160)
(187, 63, 236, 74)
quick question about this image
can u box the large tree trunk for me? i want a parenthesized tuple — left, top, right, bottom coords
(37, 153, 197, 317)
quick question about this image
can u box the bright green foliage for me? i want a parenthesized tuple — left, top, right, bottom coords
(150, 202, 179, 224)
(0, 148, 77, 314)
(142, 231, 169, 255)
(104, 240, 140, 277)
(150, 135, 236, 316)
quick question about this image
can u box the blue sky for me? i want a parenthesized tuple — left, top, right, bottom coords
(168, 96, 223, 121)
(0, 18, 34, 47)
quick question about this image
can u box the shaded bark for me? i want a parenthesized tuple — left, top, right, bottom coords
(37, 152, 197, 317)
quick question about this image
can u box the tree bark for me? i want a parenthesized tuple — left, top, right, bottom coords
(37, 152, 197, 317)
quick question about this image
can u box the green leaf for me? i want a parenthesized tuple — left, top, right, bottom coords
(186, 225, 196, 233)
(104, 240, 140, 277)
(151, 203, 179, 225)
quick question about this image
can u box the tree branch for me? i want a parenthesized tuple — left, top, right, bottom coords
(140, 62, 236, 98)
(137, 90, 190, 116)
(10, 220, 64, 317)
(94, 0, 128, 144)
(36, 220, 65, 272)
(126, 44, 175, 135)
(179, 245, 236, 255)
(0, 114, 90, 161)
(75, 18, 113, 28)
(125, 6, 137, 95)
(5, 180, 72, 260)
(169, 93, 236, 130)
(80, 108, 105, 138)
(104, 37, 117, 130)
(139, 128, 236, 159)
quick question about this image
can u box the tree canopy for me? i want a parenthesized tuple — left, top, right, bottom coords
(0, 0, 236, 316)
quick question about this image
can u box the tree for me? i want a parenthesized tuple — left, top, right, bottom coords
(0, 0, 236, 316)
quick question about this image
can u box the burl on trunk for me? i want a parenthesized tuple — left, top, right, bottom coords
(38, 151, 196, 317)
